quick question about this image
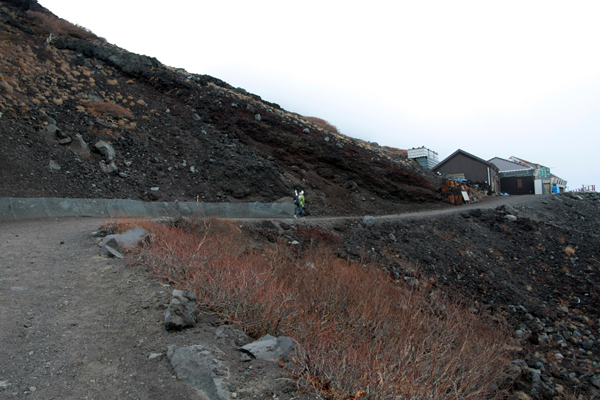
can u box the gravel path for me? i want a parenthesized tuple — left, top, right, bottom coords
(287, 193, 555, 225)
(0, 217, 200, 399)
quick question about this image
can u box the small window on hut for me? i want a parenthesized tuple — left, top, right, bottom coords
(517, 179, 523, 189)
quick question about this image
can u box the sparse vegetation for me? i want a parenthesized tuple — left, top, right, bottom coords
(0, 73, 16, 96)
(304, 116, 340, 134)
(126, 217, 513, 399)
(83, 101, 133, 119)
(26, 10, 97, 39)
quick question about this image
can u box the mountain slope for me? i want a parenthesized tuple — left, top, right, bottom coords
(0, 0, 446, 216)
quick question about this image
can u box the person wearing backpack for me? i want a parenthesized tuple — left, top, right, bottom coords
(294, 190, 305, 219)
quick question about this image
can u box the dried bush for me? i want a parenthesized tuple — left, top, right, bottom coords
(127, 218, 513, 399)
(83, 101, 133, 119)
(27, 11, 97, 39)
(101, 216, 152, 234)
(0, 74, 16, 96)
(304, 116, 340, 134)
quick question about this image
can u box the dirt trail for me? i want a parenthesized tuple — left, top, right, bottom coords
(376, 193, 554, 220)
(0, 217, 200, 399)
(290, 193, 554, 224)
(0, 217, 318, 400)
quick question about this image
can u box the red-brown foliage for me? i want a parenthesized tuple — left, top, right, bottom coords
(126, 217, 513, 399)
(27, 11, 97, 39)
(304, 116, 340, 134)
(83, 101, 134, 119)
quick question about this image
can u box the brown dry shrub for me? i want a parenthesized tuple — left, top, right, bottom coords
(127, 218, 513, 399)
(27, 10, 97, 39)
(83, 101, 133, 119)
(0, 74, 16, 95)
(101, 216, 153, 234)
(304, 116, 340, 134)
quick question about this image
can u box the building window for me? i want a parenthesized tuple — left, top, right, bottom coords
(517, 179, 523, 189)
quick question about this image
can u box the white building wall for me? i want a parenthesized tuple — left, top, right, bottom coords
(407, 147, 439, 170)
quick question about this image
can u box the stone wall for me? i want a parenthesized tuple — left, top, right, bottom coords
(0, 198, 293, 220)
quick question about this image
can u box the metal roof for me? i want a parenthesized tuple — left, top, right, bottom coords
(434, 149, 499, 171)
(489, 157, 534, 172)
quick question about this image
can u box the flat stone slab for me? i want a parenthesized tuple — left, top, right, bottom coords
(99, 227, 148, 249)
(239, 334, 295, 362)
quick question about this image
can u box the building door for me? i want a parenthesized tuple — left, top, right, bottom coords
(534, 179, 543, 195)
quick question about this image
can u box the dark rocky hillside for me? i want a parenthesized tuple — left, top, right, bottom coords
(0, 0, 446, 216)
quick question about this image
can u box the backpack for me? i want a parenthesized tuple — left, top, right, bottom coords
(294, 195, 299, 206)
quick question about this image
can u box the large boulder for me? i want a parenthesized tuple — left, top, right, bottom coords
(99, 227, 148, 250)
(42, 123, 59, 140)
(363, 215, 376, 227)
(68, 134, 91, 159)
(49, 160, 61, 171)
(496, 204, 518, 216)
(238, 334, 295, 362)
(94, 141, 116, 161)
(164, 290, 198, 331)
(98, 227, 147, 258)
(167, 344, 227, 400)
(99, 160, 118, 175)
(215, 324, 252, 347)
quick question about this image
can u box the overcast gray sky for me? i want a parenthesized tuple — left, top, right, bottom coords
(39, 0, 600, 191)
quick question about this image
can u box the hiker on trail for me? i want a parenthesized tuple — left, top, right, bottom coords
(294, 190, 305, 219)
(293, 190, 299, 213)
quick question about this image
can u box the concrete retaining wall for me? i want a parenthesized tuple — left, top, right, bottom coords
(0, 197, 294, 221)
